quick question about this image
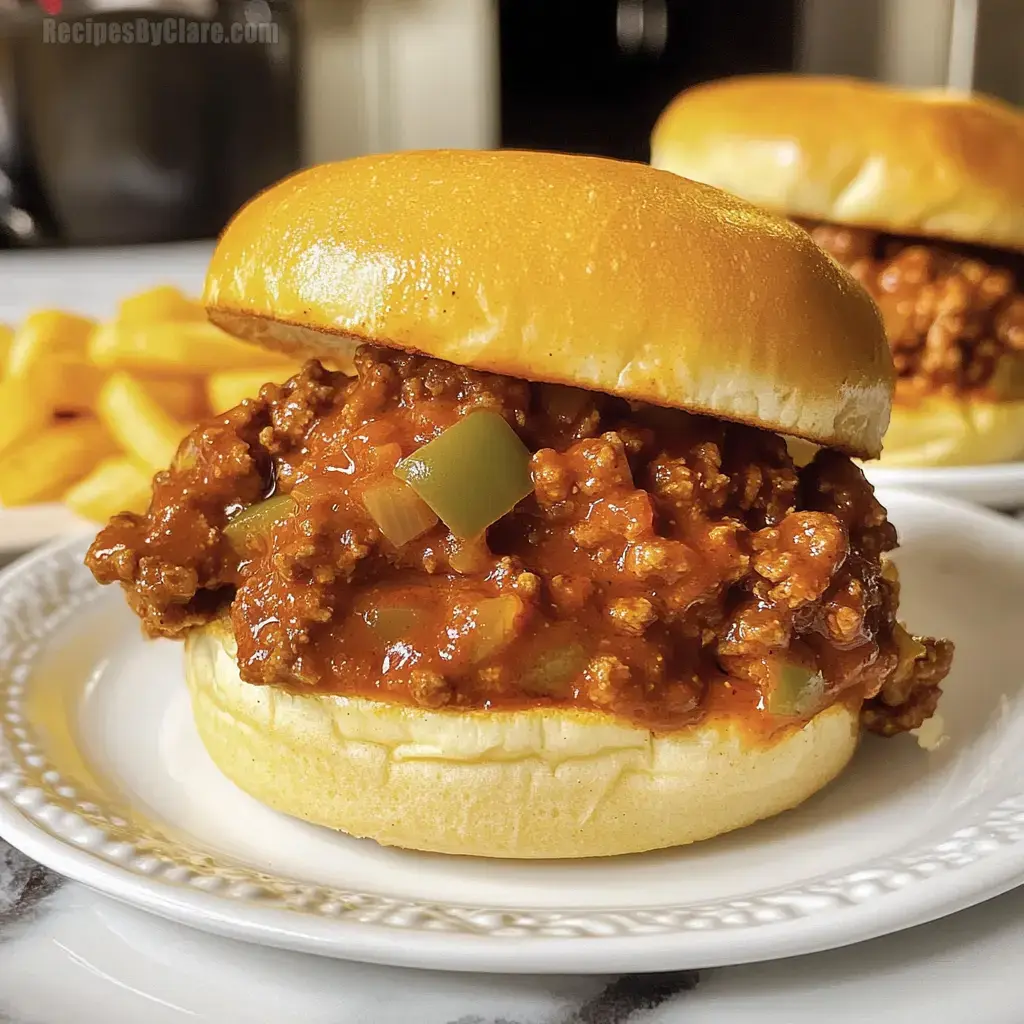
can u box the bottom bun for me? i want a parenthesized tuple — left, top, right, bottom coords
(184, 620, 860, 858)
(879, 394, 1024, 467)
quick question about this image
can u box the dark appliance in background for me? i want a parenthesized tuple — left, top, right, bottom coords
(1, 0, 805, 247)
(499, 0, 799, 162)
(0, 0, 298, 248)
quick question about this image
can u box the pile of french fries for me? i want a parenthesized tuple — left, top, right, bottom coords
(0, 286, 301, 523)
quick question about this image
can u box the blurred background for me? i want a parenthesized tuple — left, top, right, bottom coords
(0, 0, 1021, 249)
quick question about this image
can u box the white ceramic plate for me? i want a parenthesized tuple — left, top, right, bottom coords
(0, 489, 1022, 974)
(0, 242, 213, 323)
(0, 242, 214, 557)
(863, 461, 1024, 510)
(0, 504, 92, 559)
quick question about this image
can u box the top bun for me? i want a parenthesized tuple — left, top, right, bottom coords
(205, 149, 893, 457)
(651, 75, 1024, 254)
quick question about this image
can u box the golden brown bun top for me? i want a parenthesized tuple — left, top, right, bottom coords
(652, 75, 1024, 253)
(205, 149, 893, 456)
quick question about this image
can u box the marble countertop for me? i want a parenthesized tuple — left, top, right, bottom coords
(2, 839, 1024, 1023)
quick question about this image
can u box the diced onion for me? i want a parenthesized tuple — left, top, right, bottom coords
(891, 623, 928, 685)
(173, 436, 199, 471)
(766, 662, 827, 718)
(363, 478, 438, 547)
(395, 410, 533, 539)
(521, 642, 587, 696)
(470, 595, 523, 662)
(365, 605, 423, 643)
(880, 557, 900, 586)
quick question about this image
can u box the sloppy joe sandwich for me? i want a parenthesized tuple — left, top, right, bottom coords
(86, 150, 953, 858)
(652, 75, 1024, 467)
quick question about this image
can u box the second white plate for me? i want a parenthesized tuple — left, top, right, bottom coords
(863, 461, 1024, 510)
(0, 490, 1022, 973)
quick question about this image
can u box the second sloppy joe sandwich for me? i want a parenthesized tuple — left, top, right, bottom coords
(652, 75, 1024, 467)
(86, 150, 953, 858)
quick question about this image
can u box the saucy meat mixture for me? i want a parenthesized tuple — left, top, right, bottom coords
(800, 219, 1024, 397)
(86, 347, 953, 737)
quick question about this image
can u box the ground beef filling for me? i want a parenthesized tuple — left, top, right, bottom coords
(86, 347, 952, 735)
(800, 219, 1024, 397)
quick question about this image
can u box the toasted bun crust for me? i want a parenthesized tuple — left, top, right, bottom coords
(652, 75, 1024, 253)
(204, 149, 893, 457)
(184, 620, 860, 859)
(880, 394, 1024, 466)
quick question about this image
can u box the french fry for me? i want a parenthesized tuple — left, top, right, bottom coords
(7, 310, 96, 378)
(64, 455, 153, 522)
(0, 356, 105, 445)
(0, 418, 117, 505)
(117, 285, 206, 325)
(51, 358, 206, 420)
(0, 376, 50, 453)
(89, 320, 293, 377)
(42, 357, 108, 414)
(0, 323, 13, 371)
(140, 376, 209, 420)
(2, 288, 315, 514)
(97, 372, 191, 472)
(206, 366, 301, 413)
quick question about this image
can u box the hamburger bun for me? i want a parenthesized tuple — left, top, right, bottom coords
(651, 75, 1024, 253)
(183, 149, 914, 859)
(185, 620, 861, 858)
(880, 393, 1024, 466)
(204, 149, 893, 458)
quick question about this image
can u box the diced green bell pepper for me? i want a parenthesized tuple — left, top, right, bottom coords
(223, 493, 294, 550)
(394, 411, 533, 539)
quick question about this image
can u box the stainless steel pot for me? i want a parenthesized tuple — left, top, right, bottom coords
(0, 0, 298, 246)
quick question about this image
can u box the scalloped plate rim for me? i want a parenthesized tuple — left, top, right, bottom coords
(0, 792, 1023, 974)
